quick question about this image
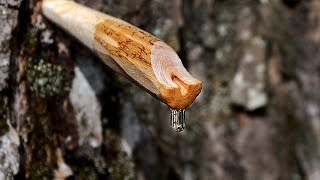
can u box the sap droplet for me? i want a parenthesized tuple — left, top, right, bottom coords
(170, 109, 186, 132)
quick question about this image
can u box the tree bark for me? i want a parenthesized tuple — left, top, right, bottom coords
(1, 0, 320, 179)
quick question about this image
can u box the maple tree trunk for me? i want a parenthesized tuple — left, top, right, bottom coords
(1, 0, 320, 179)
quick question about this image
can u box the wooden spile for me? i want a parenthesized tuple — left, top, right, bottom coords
(42, 0, 202, 109)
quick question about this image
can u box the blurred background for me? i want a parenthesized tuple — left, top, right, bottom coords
(1, 0, 320, 179)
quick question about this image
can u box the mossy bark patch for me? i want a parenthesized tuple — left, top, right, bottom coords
(0, 96, 9, 136)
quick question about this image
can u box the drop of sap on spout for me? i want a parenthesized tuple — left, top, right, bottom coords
(170, 109, 186, 132)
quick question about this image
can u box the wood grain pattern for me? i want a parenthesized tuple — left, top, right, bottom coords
(42, 0, 202, 109)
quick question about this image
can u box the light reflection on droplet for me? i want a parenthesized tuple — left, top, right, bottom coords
(170, 109, 186, 132)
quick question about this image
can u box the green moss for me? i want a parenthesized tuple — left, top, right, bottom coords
(39, 114, 53, 141)
(79, 145, 107, 174)
(71, 144, 108, 179)
(108, 152, 135, 180)
(78, 166, 98, 180)
(105, 130, 135, 180)
(27, 100, 57, 179)
(0, 97, 9, 136)
(30, 163, 54, 180)
(29, 128, 56, 180)
(0, 40, 9, 52)
(26, 59, 65, 98)
(23, 28, 38, 54)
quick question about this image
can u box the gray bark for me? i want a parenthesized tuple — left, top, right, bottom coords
(1, 0, 320, 180)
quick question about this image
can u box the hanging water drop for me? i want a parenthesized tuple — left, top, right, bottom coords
(170, 109, 186, 132)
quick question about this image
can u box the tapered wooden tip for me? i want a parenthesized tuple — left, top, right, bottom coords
(41, 0, 202, 109)
(151, 42, 202, 109)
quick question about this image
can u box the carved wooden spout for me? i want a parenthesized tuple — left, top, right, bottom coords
(42, 0, 202, 109)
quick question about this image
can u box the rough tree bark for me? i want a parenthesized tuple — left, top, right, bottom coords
(0, 0, 320, 180)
